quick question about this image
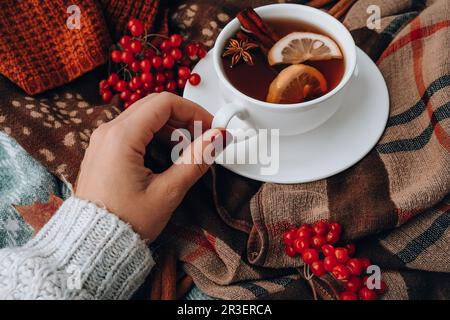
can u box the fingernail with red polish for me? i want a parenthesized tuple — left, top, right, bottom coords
(211, 129, 232, 150)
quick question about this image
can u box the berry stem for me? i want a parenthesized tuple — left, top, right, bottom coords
(143, 33, 170, 40)
(305, 265, 318, 300)
(141, 30, 162, 54)
(299, 266, 318, 300)
(304, 264, 314, 281)
(124, 68, 133, 82)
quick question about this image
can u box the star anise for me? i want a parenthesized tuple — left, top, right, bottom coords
(222, 38, 259, 67)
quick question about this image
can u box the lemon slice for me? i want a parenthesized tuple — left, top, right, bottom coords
(268, 32, 343, 66)
(266, 64, 328, 104)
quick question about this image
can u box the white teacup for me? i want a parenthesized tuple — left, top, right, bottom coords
(211, 4, 357, 136)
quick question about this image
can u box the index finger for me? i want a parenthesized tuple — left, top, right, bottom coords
(123, 92, 213, 149)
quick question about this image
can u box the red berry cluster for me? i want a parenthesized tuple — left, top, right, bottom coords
(99, 18, 206, 108)
(283, 221, 387, 300)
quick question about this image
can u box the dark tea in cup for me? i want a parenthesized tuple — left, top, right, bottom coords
(221, 12, 345, 104)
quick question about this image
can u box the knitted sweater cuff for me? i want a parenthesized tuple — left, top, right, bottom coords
(20, 197, 154, 299)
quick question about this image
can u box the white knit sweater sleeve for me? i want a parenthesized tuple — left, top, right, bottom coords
(0, 197, 155, 300)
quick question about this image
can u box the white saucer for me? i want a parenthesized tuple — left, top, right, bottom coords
(183, 48, 389, 184)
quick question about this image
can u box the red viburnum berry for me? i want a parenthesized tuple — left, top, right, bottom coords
(312, 220, 329, 236)
(321, 244, 335, 257)
(130, 40, 142, 54)
(346, 258, 363, 276)
(140, 72, 153, 85)
(177, 66, 191, 80)
(129, 92, 141, 103)
(164, 70, 174, 80)
(127, 18, 138, 30)
(293, 237, 309, 254)
(111, 50, 122, 63)
(143, 82, 154, 93)
(119, 35, 132, 50)
(99, 80, 109, 92)
(154, 85, 165, 93)
(114, 80, 128, 92)
(285, 246, 296, 258)
(297, 226, 313, 239)
(119, 90, 131, 101)
(160, 39, 172, 53)
(166, 80, 177, 92)
(311, 235, 326, 249)
(359, 258, 372, 272)
(339, 291, 358, 300)
(152, 56, 163, 69)
(121, 51, 134, 64)
(329, 222, 342, 234)
(361, 275, 369, 286)
(185, 43, 198, 58)
(310, 260, 326, 277)
(282, 228, 297, 246)
(177, 78, 187, 89)
(128, 19, 144, 37)
(155, 73, 166, 85)
(130, 76, 142, 90)
(359, 287, 377, 300)
(169, 34, 182, 47)
(197, 45, 207, 58)
(188, 73, 201, 86)
(101, 90, 113, 103)
(301, 248, 319, 265)
(326, 230, 340, 245)
(334, 247, 350, 264)
(323, 255, 338, 272)
(108, 73, 119, 86)
(345, 276, 362, 293)
(140, 59, 152, 72)
(130, 60, 141, 73)
(332, 264, 351, 281)
(162, 55, 175, 69)
(180, 57, 191, 66)
(170, 48, 183, 61)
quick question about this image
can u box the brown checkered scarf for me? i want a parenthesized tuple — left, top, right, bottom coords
(1, 0, 450, 299)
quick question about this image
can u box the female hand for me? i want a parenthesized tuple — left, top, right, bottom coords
(76, 92, 229, 242)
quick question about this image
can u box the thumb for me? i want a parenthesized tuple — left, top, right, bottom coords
(154, 128, 232, 193)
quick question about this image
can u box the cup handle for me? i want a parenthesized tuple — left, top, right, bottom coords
(212, 103, 247, 129)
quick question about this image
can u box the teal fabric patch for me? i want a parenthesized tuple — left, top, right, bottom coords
(185, 285, 216, 300)
(0, 132, 210, 299)
(0, 132, 69, 248)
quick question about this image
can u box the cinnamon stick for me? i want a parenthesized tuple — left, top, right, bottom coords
(237, 8, 279, 48)
(244, 8, 280, 42)
(160, 249, 177, 300)
(236, 30, 250, 42)
(329, 0, 357, 19)
(150, 267, 162, 300)
(176, 275, 194, 300)
(306, 0, 335, 8)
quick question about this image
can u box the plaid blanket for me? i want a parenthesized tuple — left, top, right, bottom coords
(0, 0, 450, 300)
(165, 0, 450, 300)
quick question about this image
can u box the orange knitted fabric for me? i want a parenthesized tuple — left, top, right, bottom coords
(0, 0, 162, 95)
(0, 0, 111, 95)
(99, 0, 163, 40)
